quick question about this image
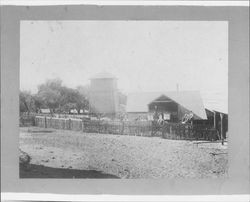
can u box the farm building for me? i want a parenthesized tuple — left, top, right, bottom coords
(89, 72, 119, 115)
(39, 108, 51, 114)
(205, 108, 228, 139)
(126, 91, 207, 122)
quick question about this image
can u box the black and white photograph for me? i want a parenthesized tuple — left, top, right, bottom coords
(18, 20, 229, 179)
(1, 1, 249, 200)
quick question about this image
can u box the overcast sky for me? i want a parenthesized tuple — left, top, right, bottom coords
(20, 21, 228, 112)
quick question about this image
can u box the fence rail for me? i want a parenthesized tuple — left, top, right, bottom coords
(161, 123, 219, 141)
(20, 115, 35, 127)
(33, 116, 219, 141)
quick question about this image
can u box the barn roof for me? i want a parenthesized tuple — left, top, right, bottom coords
(90, 71, 116, 79)
(126, 91, 207, 119)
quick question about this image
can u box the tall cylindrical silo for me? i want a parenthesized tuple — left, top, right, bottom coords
(89, 72, 119, 114)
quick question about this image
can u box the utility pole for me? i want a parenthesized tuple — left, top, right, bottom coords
(220, 113, 224, 145)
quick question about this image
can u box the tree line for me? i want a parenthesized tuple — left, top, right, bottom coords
(20, 78, 127, 115)
(20, 78, 89, 115)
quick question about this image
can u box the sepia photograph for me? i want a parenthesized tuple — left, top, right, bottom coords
(19, 20, 229, 179)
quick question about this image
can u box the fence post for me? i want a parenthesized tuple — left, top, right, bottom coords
(182, 125, 185, 140)
(69, 118, 71, 130)
(121, 121, 124, 135)
(151, 122, 153, 136)
(220, 113, 224, 145)
(161, 125, 164, 138)
(82, 120, 84, 132)
(44, 116, 47, 128)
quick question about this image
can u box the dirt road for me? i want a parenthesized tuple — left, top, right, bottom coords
(20, 127, 228, 178)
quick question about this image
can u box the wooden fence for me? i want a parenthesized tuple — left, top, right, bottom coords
(34, 116, 219, 140)
(35, 116, 83, 131)
(20, 115, 35, 127)
(161, 123, 219, 141)
(83, 120, 152, 136)
(35, 116, 152, 137)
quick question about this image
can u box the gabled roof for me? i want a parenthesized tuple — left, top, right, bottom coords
(90, 71, 116, 79)
(126, 91, 207, 119)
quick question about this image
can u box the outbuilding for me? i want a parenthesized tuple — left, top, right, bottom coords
(126, 91, 207, 122)
(39, 108, 51, 114)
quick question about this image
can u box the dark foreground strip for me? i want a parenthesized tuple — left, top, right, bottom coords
(19, 163, 120, 179)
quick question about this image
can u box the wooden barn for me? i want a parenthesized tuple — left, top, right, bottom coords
(126, 91, 207, 122)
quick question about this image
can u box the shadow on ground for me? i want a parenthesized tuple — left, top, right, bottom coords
(20, 164, 120, 178)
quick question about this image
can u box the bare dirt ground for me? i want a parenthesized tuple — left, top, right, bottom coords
(19, 127, 228, 179)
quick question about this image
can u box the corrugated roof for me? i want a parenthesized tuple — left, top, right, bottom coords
(90, 71, 116, 79)
(126, 91, 207, 119)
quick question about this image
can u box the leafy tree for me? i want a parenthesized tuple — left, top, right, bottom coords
(37, 78, 62, 113)
(19, 91, 36, 114)
(76, 85, 90, 111)
(76, 85, 90, 99)
(38, 88, 61, 112)
(21, 78, 90, 115)
(61, 102, 77, 114)
(60, 87, 89, 113)
(38, 78, 63, 92)
(75, 92, 89, 113)
(33, 94, 45, 112)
